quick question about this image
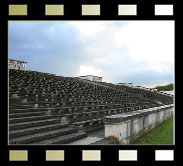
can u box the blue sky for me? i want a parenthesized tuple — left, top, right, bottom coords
(9, 21, 174, 87)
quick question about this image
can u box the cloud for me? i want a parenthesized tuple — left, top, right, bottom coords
(9, 21, 174, 87)
(70, 21, 174, 86)
(79, 65, 103, 77)
(112, 21, 174, 72)
(68, 21, 111, 36)
(9, 21, 86, 76)
(71, 21, 174, 72)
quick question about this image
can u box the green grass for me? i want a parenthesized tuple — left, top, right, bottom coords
(134, 117, 173, 145)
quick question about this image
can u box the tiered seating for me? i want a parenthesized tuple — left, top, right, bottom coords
(97, 81, 173, 104)
(9, 69, 173, 144)
(9, 97, 86, 144)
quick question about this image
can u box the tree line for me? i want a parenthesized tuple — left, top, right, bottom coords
(154, 83, 174, 91)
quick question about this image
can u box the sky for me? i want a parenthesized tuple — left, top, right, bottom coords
(9, 21, 174, 87)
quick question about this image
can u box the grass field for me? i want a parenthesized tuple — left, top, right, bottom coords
(134, 117, 174, 145)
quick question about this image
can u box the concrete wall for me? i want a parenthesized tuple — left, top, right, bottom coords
(78, 75, 102, 82)
(92, 76, 102, 82)
(104, 104, 174, 144)
(117, 83, 133, 87)
(9, 60, 27, 71)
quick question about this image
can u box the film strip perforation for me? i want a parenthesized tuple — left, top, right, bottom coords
(8, 3, 174, 17)
(8, 149, 175, 162)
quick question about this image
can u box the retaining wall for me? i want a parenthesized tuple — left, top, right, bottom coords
(104, 104, 174, 144)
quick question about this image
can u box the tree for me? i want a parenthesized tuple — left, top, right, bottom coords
(154, 83, 173, 91)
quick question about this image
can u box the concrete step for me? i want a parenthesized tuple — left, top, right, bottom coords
(9, 123, 69, 138)
(32, 132, 87, 144)
(9, 115, 53, 124)
(9, 98, 21, 102)
(9, 108, 41, 114)
(67, 136, 103, 145)
(9, 104, 34, 109)
(10, 127, 78, 144)
(9, 119, 60, 130)
(9, 111, 44, 118)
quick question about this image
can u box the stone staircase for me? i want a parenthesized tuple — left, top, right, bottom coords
(9, 98, 86, 144)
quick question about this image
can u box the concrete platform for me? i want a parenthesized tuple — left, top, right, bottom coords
(67, 128, 105, 145)
(67, 136, 103, 145)
(87, 128, 105, 138)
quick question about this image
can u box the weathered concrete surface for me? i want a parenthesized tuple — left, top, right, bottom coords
(104, 104, 174, 144)
(67, 136, 103, 145)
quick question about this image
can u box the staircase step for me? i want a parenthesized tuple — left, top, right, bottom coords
(10, 127, 78, 144)
(9, 104, 34, 109)
(9, 111, 44, 118)
(9, 123, 69, 138)
(9, 115, 53, 124)
(9, 119, 60, 130)
(32, 132, 87, 144)
(9, 108, 41, 113)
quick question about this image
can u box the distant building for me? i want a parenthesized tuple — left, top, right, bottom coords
(160, 90, 174, 96)
(134, 86, 144, 89)
(9, 59, 27, 71)
(116, 82, 133, 87)
(134, 86, 158, 92)
(78, 75, 102, 82)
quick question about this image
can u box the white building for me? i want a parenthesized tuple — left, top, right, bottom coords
(9, 59, 27, 71)
(78, 75, 102, 82)
(116, 82, 133, 87)
(134, 86, 162, 93)
(163, 90, 174, 95)
(134, 86, 153, 91)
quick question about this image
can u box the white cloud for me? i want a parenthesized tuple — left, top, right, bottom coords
(79, 65, 103, 77)
(71, 21, 174, 74)
(69, 21, 109, 36)
(113, 21, 174, 72)
(10, 21, 174, 86)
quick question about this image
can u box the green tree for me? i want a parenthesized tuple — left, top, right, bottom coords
(154, 83, 173, 91)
